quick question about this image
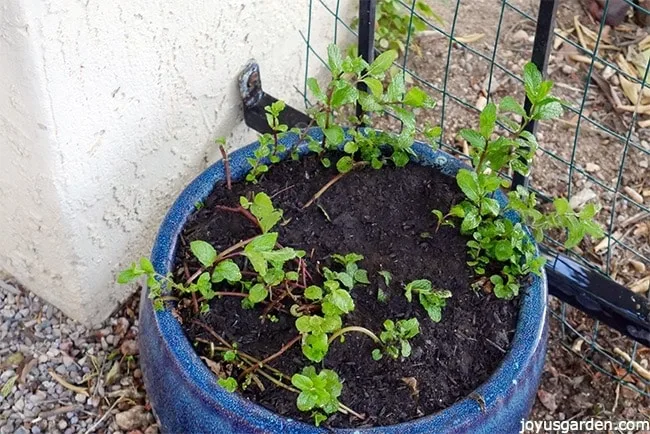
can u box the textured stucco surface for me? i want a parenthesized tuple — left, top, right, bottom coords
(0, 0, 353, 326)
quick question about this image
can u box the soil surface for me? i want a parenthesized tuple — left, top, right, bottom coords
(174, 154, 520, 428)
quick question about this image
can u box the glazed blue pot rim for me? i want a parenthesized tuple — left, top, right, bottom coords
(147, 129, 548, 432)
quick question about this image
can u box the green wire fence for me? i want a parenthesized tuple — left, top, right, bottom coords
(301, 0, 650, 397)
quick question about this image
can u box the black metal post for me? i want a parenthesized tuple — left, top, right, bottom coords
(512, 0, 559, 189)
(356, 0, 377, 119)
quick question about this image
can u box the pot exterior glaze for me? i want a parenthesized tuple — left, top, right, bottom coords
(140, 130, 548, 434)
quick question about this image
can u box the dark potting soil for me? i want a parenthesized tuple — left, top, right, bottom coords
(174, 153, 520, 428)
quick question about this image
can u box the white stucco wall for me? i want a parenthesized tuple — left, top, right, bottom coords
(0, 0, 354, 326)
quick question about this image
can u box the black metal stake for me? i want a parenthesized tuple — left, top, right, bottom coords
(512, 0, 559, 189)
(356, 0, 377, 120)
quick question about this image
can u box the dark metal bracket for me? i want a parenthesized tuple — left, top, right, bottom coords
(239, 60, 311, 134)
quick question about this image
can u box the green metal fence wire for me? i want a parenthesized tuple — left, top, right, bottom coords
(301, 0, 650, 397)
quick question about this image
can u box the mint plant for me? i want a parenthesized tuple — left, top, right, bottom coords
(351, 0, 441, 55)
(291, 367, 343, 426)
(404, 279, 452, 322)
(434, 62, 603, 299)
(372, 318, 420, 360)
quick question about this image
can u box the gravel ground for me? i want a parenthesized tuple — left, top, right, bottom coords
(0, 280, 156, 434)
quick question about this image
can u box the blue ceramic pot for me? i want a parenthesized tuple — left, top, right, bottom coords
(140, 130, 548, 434)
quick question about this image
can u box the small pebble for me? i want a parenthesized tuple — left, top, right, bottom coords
(513, 29, 529, 42)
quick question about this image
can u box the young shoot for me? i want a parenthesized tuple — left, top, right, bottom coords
(404, 279, 452, 322)
(372, 318, 420, 360)
(435, 62, 603, 299)
(291, 366, 343, 427)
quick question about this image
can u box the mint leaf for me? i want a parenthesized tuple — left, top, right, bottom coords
(523, 62, 543, 102)
(190, 240, 217, 267)
(479, 103, 497, 139)
(456, 169, 481, 203)
(367, 50, 398, 76)
(336, 156, 354, 173)
(211, 260, 241, 283)
(327, 44, 343, 75)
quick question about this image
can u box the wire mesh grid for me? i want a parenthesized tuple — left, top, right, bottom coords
(301, 0, 650, 396)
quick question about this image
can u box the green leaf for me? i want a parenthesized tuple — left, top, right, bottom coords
(482, 197, 501, 217)
(302, 333, 329, 362)
(553, 197, 570, 215)
(386, 74, 406, 101)
(367, 50, 398, 76)
(534, 101, 563, 120)
(244, 251, 267, 276)
(140, 258, 154, 274)
(336, 156, 354, 173)
(343, 141, 358, 154)
(331, 82, 358, 107)
(523, 62, 543, 102)
(456, 169, 481, 204)
(217, 377, 238, 393)
(246, 232, 278, 252)
(247, 283, 268, 304)
(196, 272, 214, 299)
(262, 247, 299, 264)
(327, 44, 343, 75)
(401, 340, 412, 358)
(297, 391, 318, 411)
(392, 150, 410, 167)
(363, 77, 383, 97)
(313, 412, 327, 427)
(211, 260, 241, 283)
(579, 203, 598, 219)
(459, 129, 486, 151)
(461, 209, 481, 233)
(328, 289, 355, 313)
(223, 350, 236, 362)
(378, 270, 392, 286)
(304, 285, 323, 301)
(371, 349, 383, 360)
(307, 77, 326, 102)
(354, 269, 370, 284)
(359, 92, 384, 112)
(403, 87, 435, 108)
(291, 374, 314, 391)
(249, 192, 283, 233)
(117, 267, 142, 284)
(404, 279, 432, 302)
(190, 240, 217, 268)
(499, 96, 526, 117)
(494, 240, 514, 261)
(323, 126, 345, 147)
(479, 103, 497, 139)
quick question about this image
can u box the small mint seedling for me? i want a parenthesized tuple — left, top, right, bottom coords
(404, 279, 452, 322)
(373, 318, 420, 360)
(240, 192, 283, 233)
(291, 366, 342, 426)
(218, 377, 238, 393)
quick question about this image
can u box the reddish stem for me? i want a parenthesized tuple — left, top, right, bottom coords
(183, 261, 199, 313)
(238, 335, 301, 380)
(215, 205, 262, 231)
(219, 146, 232, 191)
